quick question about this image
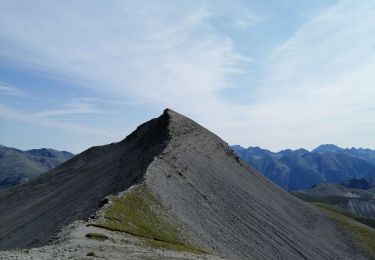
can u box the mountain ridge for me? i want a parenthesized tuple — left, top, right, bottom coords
(0, 109, 371, 259)
(0, 145, 74, 190)
(232, 145, 375, 191)
(313, 144, 375, 165)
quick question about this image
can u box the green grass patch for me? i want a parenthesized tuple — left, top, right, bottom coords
(85, 232, 108, 241)
(292, 193, 350, 204)
(93, 184, 204, 254)
(142, 236, 205, 253)
(293, 192, 375, 229)
(314, 203, 375, 257)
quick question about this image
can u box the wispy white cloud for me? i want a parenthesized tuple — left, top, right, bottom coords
(233, 13, 264, 31)
(0, 99, 138, 152)
(33, 98, 106, 118)
(0, 103, 113, 136)
(233, 20, 250, 31)
(0, 1, 249, 109)
(0, 83, 26, 97)
(0, 91, 122, 142)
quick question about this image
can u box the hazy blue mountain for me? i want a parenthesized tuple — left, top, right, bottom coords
(312, 144, 343, 154)
(278, 148, 309, 157)
(0, 145, 74, 190)
(232, 145, 375, 191)
(313, 144, 375, 165)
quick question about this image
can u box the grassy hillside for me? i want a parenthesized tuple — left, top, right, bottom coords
(292, 185, 375, 220)
(313, 202, 375, 229)
(314, 203, 375, 258)
(92, 184, 204, 254)
(293, 192, 375, 228)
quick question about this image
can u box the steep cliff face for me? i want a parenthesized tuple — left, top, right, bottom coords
(0, 109, 371, 259)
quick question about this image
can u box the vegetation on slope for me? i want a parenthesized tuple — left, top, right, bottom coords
(314, 203, 375, 257)
(292, 193, 350, 204)
(295, 191, 375, 256)
(313, 203, 375, 229)
(293, 193, 375, 228)
(93, 184, 204, 254)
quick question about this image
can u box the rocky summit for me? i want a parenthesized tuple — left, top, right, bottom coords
(0, 109, 372, 259)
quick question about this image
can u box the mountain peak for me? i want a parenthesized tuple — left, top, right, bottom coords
(163, 107, 175, 115)
(162, 108, 185, 121)
(312, 144, 342, 153)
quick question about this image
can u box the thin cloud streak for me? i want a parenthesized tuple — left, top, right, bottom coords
(0, 83, 26, 97)
(0, 104, 111, 136)
(33, 98, 108, 118)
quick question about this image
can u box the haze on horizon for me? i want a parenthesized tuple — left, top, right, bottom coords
(0, 0, 374, 153)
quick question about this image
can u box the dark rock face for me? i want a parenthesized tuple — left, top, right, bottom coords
(232, 145, 375, 191)
(342, 178, 373, 190)
(0, 109, 369, 259)
(0, 146, 74, 190)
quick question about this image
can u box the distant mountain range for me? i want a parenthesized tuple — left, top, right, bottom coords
(3, 142, 374, 193)
(0, 145, 74, 190)
(312, 144, 375, 165)
(232, 144, 375, 191)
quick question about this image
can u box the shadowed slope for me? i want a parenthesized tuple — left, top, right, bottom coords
(0, 111, 170, 249)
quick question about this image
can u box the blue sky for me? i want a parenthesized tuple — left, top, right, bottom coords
(0, 0, 374, 153)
